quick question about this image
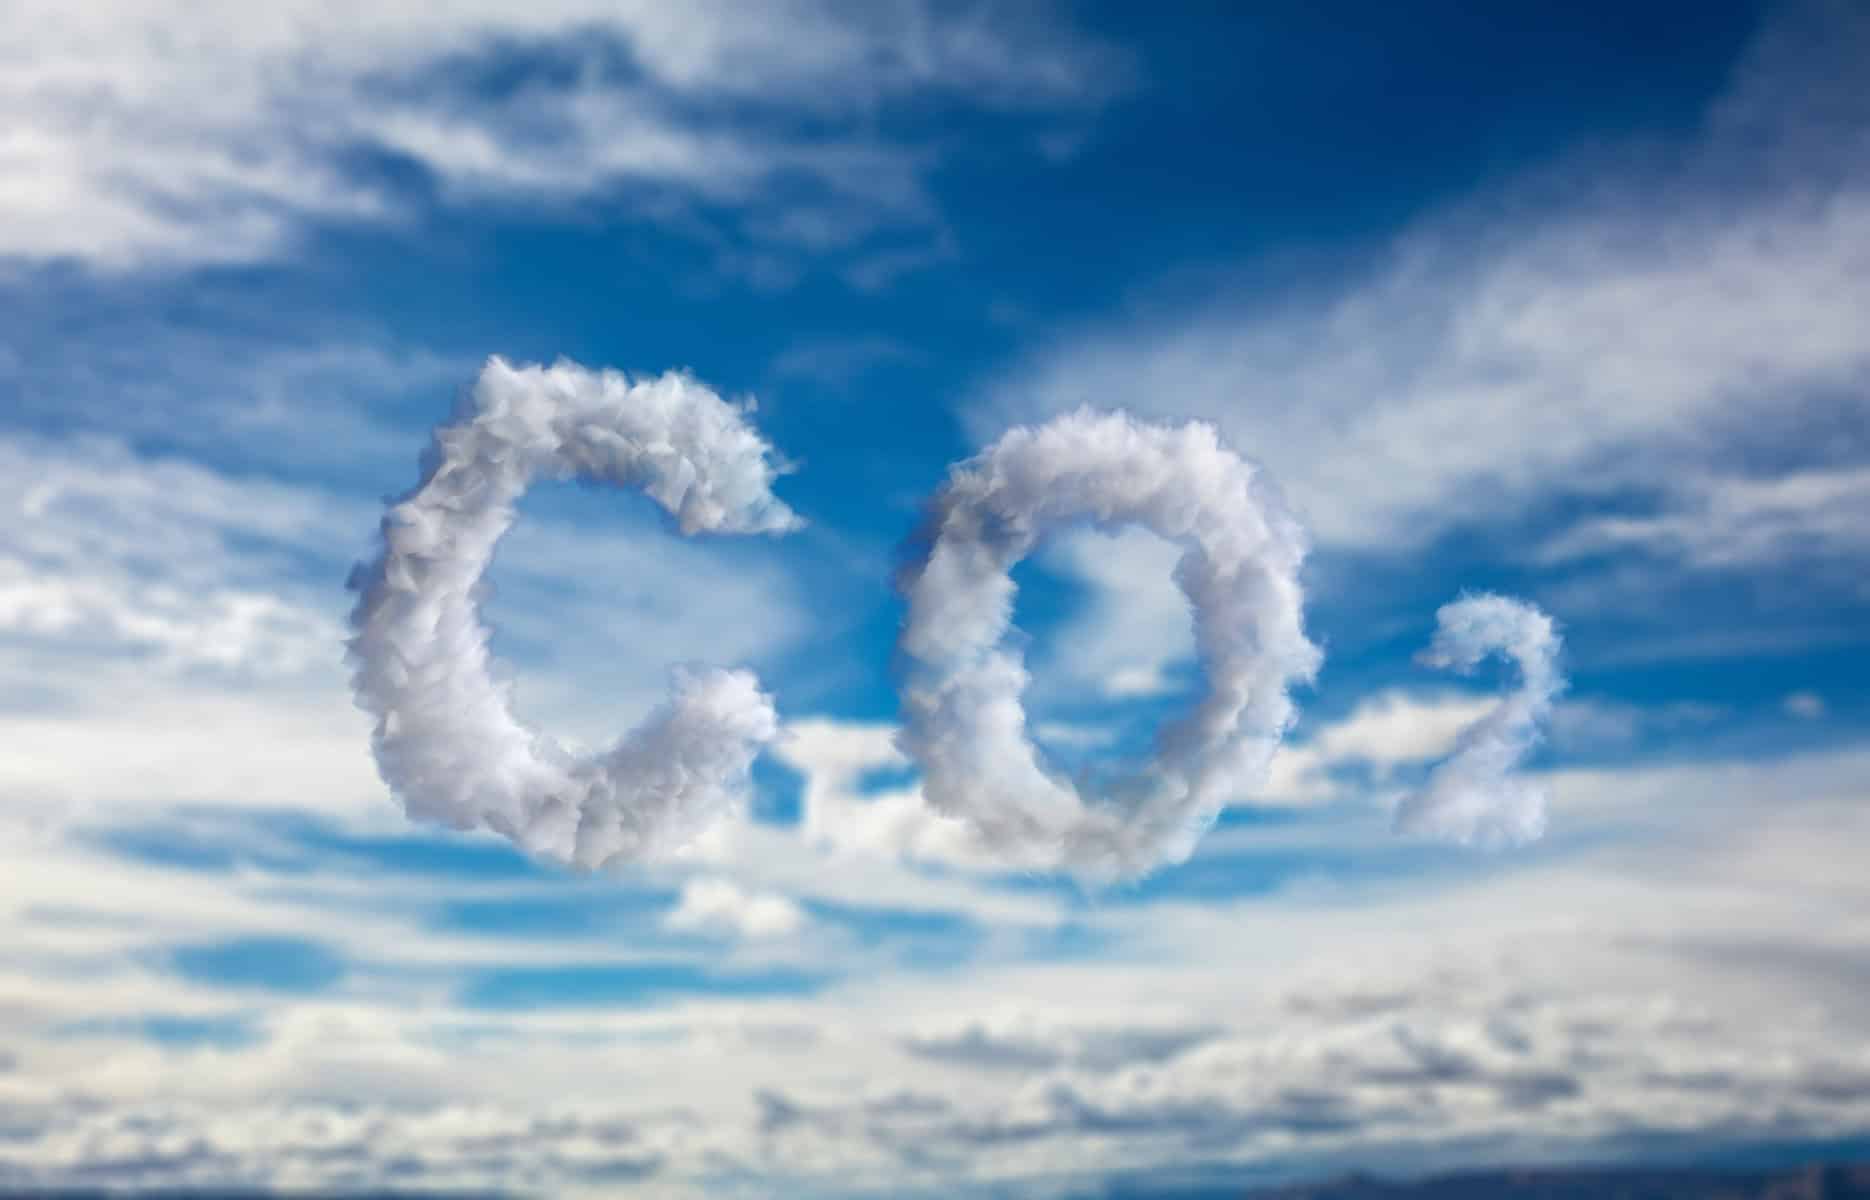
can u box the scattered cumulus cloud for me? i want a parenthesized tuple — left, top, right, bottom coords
(1308, 690, 1497, 779)
(665, 878, 807, 941)
(771, 719, 984, 868)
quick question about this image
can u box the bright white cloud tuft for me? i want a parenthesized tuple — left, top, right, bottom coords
(664, 878, 807, 941)
(1391, 593, 1565, 846)
(895, 409, 1321, 881)
(771, 719, 985, 868)
(347, 356, 799, 869)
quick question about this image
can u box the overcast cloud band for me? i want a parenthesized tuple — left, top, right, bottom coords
(894, 409, 1323, 882)
(346, 356, 800, 870)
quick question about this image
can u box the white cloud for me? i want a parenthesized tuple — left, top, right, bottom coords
(1390, 593, 1563, 847)
(664, 878, 807, 941)
(969, 7, 1870, 563)
(0, 0, 1124, 270)
(1253, 690, 1495, 806)
(1031, 720, 1122, 752)
(770, 718, 986, 869)
(0, 332, 473, 476)
(1537, 465, 1870, 570)
(0, 408, 817, 831)
(1310, 690, 1496, 775)
(0, 433, 360, 685)
(0, 661, 385, 823)
(1031, 525, 1193, 702)
(347, 357, 799, 869)
(1545, 696, 1724, 751)
(774, 684, 1605, 841)
(895, 410, 1320, 880)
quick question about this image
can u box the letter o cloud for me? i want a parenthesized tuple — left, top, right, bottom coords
(895, 410, 1322, 882)
(346, 356, 799, 870)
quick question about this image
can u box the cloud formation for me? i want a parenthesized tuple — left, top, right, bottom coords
(1391, 593, 1564, 846)
(1, 1, 1122, 271)
(772, 719, 984, 868)
(665, 878, 807, 941)
(971, 4, 1870, 572)
(895, 410, 1321, 881)
(347, 356, 799, 869)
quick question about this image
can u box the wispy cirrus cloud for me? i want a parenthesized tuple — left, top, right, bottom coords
(0, 0, 1128, 273)
(1537, 465, 1870, 572)
(0, 433, 363, 678)
(970, 5, 1870, 581)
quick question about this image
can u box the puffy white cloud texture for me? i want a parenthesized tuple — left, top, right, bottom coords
(896, 410, 1321, 881)
(347, 356, 799, 869)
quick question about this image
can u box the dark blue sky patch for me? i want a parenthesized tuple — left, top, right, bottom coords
(91, 809, 569, 886)
(1212, 806, 1314, 832)
(429, 886, 677, 940)
(84, 808, 327, 877)
(166, 936, 347, 995)
(749, 754, 806, 825)
(89, 825, 241, 874)
(853, 763, 919, 795)
(283, 818, 555, 884)
(458, 962, 827, 1010)
(53, 1013, 261, 1050)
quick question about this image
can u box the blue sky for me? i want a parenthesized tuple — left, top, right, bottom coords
(1, 1, 1867, 1196)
